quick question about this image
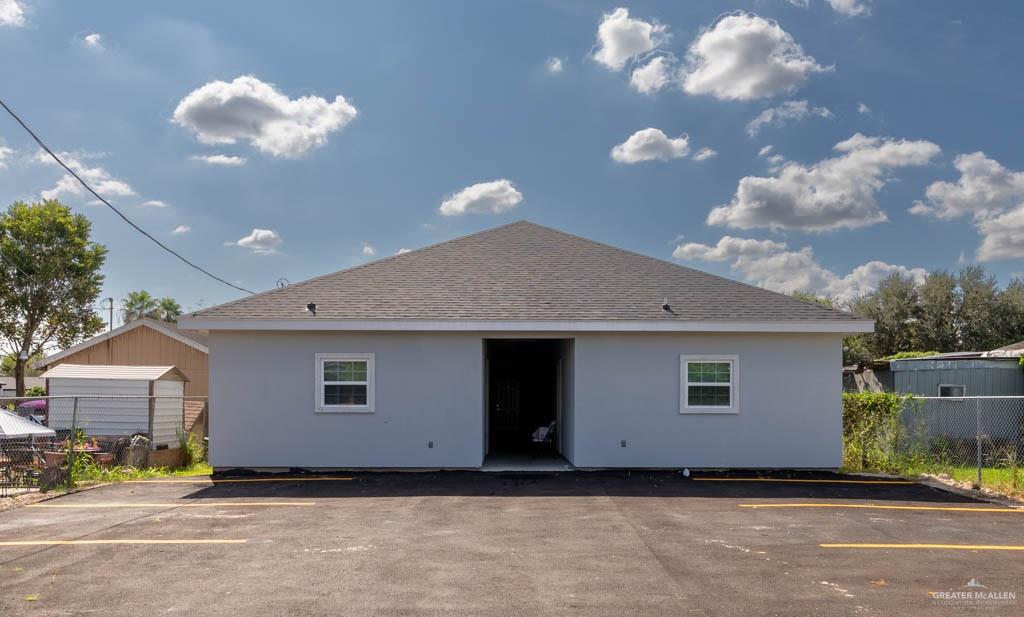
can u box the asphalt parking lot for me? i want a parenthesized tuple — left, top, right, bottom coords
(0, 471, 1021, 616)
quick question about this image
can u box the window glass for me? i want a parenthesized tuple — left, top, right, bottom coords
(938, 385, 966, 397)
(318, 355, 373, 411)
(685, 360, 733, 407)
(324, 384, 368, 405)
(688, 385, 731, 406)
(323, 360, 367, 382)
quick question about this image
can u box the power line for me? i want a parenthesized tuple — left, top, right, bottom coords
(0, 97, 255, 295)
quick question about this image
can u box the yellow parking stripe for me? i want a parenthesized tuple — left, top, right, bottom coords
(822, 543, 1024, 551)
(123, 477, 353, 484)
(0, 539, 248, 546)
(693, 477, 913, 485)
(740, 503, 1022, 513)
(29, 502, 317, 509)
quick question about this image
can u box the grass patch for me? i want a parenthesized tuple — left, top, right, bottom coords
(72, 460, 212, 484)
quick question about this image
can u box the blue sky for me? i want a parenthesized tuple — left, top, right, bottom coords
(2, 0, 1023, 324)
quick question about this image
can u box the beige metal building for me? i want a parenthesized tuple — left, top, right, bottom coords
(35, 318, 208, 434)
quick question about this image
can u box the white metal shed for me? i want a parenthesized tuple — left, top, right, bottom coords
(40, 364, 188, 448)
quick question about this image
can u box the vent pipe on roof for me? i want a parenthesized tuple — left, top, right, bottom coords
(306, 302, 317, 316)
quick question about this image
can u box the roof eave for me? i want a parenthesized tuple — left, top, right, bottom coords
(34, 319, 209, 370)
(177, 316, 874, 334)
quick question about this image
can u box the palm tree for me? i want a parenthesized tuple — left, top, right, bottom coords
(157, 297, 182, 322)
(121, 290, 159, 322)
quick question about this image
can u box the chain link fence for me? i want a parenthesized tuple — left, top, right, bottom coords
(1, 395, 195, 497)
(846, 395, 1024, 496)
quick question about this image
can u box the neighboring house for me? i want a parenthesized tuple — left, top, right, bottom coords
(34, 318, 208, 434)
(0, 377, 46, 398)
(179, 221, 872, 470)
(890, 343, 1024, 398)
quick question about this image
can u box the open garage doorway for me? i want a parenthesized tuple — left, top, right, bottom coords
(483, 339, 573, 470)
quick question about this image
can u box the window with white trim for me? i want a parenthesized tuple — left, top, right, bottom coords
(938, 384, 966, 398)
(316, 353, 374, 412)
(680, 355, 738, 413)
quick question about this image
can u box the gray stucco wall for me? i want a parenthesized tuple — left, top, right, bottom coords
(569, 333, 843, 468)
(209, 331, 485, 468)
(208, 330, 844, 469)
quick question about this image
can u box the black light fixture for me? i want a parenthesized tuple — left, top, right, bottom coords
(306, 302, 317, 315)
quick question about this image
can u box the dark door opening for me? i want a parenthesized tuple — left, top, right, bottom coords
(485, 339, 564, 456)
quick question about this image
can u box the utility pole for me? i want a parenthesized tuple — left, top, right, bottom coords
(103, 297, 114, 331)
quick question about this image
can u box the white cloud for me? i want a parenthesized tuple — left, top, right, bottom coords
(172, 225, 191, 234)
(976, 206, 1024, 261)
(911, 152, 1024, 261)
(692, 147, 718, 161)
(140, 200, 169, 208)
(745, 100, 832, 137)
(439, 179, 523, 216)
(680, 13, 831, 101)
(676, 236, 925, 302)
(673, 236, 787, 261)
(0, 0, 25, 27)
(592, 7, 668, 71)
(396, 248, 412, 255)
(546, 57, 564, 73)
(827, 0, 870, 17)
(630, 56, 673, 94)
(362, 242, 375, 256)
(172, 75, 358, 158)
(0, 144, 13, 169)
(235, 228, 282, 254)
(911, 152, 1024, 220)
(82, 33, 103, 49)
(37, 151, 136, 201)
(190, 153, 247, 166)
(708, 133, 940, 231)
(611, 128, 689, 163)
(758, 145, 774, 158)
(857, 102, 871, 114)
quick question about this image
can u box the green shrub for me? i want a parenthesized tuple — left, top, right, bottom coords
(178, 428, 207, 467)
(842, 392, 910, 471)
(877, 351, 939, 361)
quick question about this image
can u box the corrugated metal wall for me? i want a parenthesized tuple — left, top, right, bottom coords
(891, 359, 1024, 396)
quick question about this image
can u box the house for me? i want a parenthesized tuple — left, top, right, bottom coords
(34, 318, 208, 435)
(890, 344, 1024, 398)
(0, 377, 46, 398)
(178, 221, 873, 470)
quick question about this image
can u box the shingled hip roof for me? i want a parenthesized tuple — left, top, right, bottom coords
(178, 221, 872, 333)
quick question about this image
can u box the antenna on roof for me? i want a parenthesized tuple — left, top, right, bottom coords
(276, 278, 290, 288)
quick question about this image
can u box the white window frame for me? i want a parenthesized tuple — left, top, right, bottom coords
(937, 383, 967, 398)
(680, 355, 739, 414)
(315, 353, 375, 413)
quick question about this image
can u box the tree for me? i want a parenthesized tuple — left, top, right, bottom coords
(849, 273, 921, 359)
(157, 297, 182, 322)
(0, 200, 107, 395)
(995, 278, 1024, 347)
(121, 290, 159, 322)
(917, 270, 958, 352)
(0, 351, 44, 377)
(790, 290, 870, 365)
(957, 266, 1000, 351)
